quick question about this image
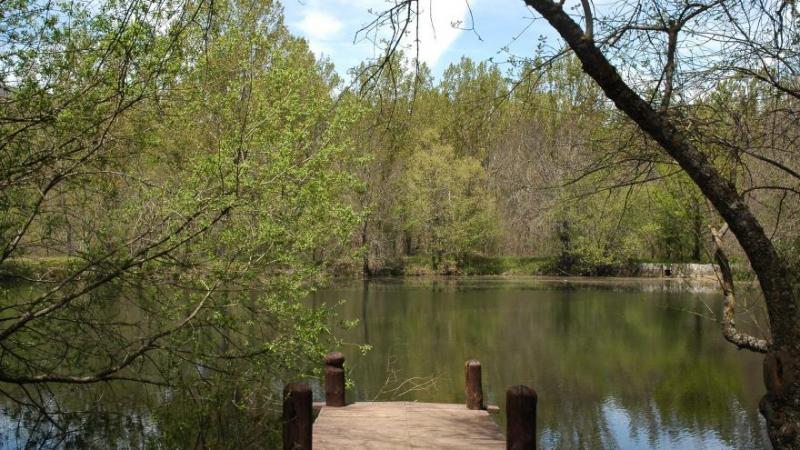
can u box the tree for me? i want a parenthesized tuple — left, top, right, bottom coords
(439, 57, 509, 161)
(519, 2, 799, 446)
(400, 141, 498, 269)
(369, 0, 800, 447)
(344, 54, 433, 274)
(0, 0, 360, 442)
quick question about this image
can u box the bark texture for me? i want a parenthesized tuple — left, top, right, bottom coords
(521, 1, 800, 447)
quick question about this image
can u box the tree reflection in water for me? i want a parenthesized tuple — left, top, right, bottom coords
(0, 279, 767, 449)
(314, 278, 768, 450)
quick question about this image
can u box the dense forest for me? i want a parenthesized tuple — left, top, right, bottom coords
(345, 53, 797, 279)
(1, 0, 799, 447)
(6, 1, 797, 282)
(349, 55, 717, 276)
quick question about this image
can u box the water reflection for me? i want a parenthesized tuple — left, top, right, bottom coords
(0, 283, 302, 449)
(312, 278, 769, 449)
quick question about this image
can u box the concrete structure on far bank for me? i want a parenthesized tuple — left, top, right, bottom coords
(637, 263, 718, 280)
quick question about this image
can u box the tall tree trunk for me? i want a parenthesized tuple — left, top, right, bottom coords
(522, 1, 800, 447)
(362, 220, 371, 278)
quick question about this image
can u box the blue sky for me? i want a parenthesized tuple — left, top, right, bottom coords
(281, 0, 560, 79)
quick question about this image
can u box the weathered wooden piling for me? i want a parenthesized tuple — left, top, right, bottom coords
(312, 357, 507, 448)
(283, 382, 312, 450)
(324, 352, 346, 407)
(464, 359, 484, 410)
(506, 385, 537, 450)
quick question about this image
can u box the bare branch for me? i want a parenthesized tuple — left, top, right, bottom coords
(710, 224, 770, 353)
(580, 0, 593, 39)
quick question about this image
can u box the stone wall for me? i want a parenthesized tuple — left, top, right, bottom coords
(637, 263, 718, 279)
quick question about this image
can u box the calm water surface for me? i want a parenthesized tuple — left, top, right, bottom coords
(311, 277, 769, 450)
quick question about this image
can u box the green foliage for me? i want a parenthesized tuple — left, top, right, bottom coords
(345, 54, 728, 276)
(0, 0, 363, 445)
(400, 142, 498, 267)
(440, 57, 509, 160)
(547, 166, 709, 276)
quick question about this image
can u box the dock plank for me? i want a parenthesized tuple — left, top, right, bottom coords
(313, 402, 505, 449)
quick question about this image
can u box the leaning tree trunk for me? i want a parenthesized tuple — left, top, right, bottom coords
(522, 1, 800, 447)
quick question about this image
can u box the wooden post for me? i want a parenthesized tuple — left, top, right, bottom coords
(506, 385, 537, 450)
(283, 382, 312, 450)
(465, 359, 484, 410)
(324, 352, 346, 407)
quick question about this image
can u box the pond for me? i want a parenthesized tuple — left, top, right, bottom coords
(310, 277, 769, 450)
(0, 277, 769, 449)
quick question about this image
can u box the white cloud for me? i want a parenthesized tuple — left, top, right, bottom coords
(284, 0, 482, 74)
(416, 0, 473, 67)
(296, 11, 343, 41)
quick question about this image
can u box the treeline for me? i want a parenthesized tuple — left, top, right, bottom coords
(340, 56, 792, 276)
(6, 1, 795, 284)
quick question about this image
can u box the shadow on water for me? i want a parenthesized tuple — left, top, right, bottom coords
(311, 277, 769, 450)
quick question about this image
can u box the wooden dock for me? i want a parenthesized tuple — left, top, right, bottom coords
(282, 355, 537, 450)
(312, 401, 505, 449)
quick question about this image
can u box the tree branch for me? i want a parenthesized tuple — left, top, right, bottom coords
(710, 224, 770, 353)
(522, 0, 796, 343)
(0, 287, 216, 385)
(580, 0, 593, 39)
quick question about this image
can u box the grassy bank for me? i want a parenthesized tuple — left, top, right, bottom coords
(360, 254, 727, 280)
(367, 255, 554, 277)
